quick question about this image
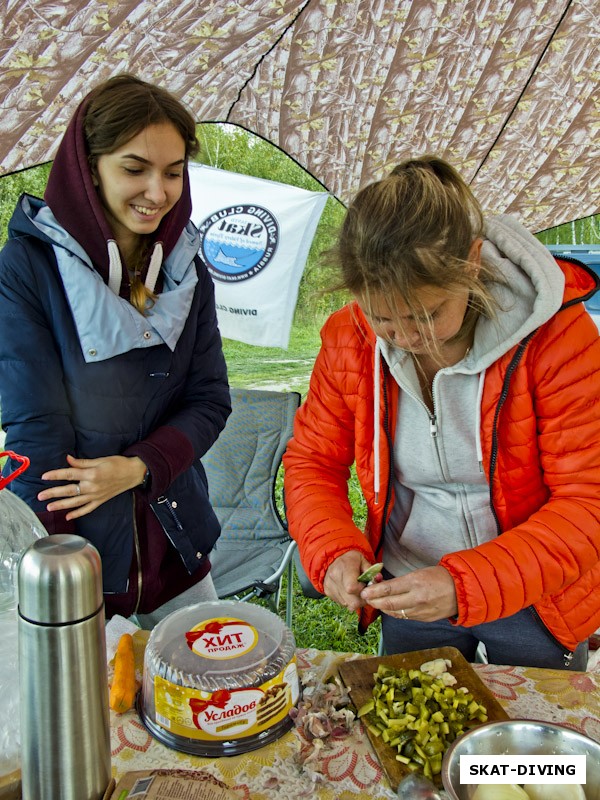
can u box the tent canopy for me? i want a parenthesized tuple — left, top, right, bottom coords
(2, 0, 598, 232)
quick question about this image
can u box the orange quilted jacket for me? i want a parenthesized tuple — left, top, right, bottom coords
(284, 258, 600, 652)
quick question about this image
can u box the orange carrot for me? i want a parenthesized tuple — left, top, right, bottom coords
(109, 633, 136, 713)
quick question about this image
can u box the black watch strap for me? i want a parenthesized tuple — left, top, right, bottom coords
(140, 467, 151, 490)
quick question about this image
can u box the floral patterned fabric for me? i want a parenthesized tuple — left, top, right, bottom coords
(109, 648, 600, 799)
(1, 1, 599, 231)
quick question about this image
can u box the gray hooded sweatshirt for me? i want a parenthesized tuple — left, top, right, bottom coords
(380, 215, 565, 576)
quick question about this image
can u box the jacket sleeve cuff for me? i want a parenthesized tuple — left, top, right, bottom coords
(36, 510, 77, 536)
(123, 425, 195, 498)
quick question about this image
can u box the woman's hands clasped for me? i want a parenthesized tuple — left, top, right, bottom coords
(324, 552, 458, 621)
(38, 454, 148, 520)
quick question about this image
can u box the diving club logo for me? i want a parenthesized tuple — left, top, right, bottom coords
(197, 205, 279, 282)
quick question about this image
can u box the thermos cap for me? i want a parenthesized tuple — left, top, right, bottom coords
(18, 534, 103, 623)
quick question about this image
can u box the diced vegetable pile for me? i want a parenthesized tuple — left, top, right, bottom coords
(357, 662, 488, 780)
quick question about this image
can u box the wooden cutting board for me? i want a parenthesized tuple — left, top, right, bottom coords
(338, 646, 509, 792)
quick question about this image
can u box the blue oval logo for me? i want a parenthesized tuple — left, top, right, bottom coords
(197, 205, 279, 282)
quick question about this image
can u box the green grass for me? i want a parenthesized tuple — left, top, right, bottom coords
(222, 323, 380, 656)
(283, 570, 381, 654)
(221, 319, 322, 395)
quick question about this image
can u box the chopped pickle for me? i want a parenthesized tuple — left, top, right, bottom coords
(356, 698, 375, 717)
(360, 663, 488, 778)
(357, 562, 384, 583)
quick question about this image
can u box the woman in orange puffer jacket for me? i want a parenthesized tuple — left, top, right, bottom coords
(283, 156, 600, 669)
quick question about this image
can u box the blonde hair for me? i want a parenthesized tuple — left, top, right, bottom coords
(127, 242, 153, 313)
(329, 156, 502, 351)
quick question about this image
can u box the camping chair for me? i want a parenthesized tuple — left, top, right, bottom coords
(201, 387, 301, 628)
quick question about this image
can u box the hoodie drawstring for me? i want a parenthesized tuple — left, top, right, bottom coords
(374, 340, 381, 504)
(106, 240, 164, 297)
(476, 368, 486, 471)
(107, 240, 122, 296)
(145, 242, 163, 294)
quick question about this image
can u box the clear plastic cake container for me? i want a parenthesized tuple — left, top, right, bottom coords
(139, 600, 299, 756)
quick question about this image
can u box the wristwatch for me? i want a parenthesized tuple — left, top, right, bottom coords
(140, 467, 151, 491)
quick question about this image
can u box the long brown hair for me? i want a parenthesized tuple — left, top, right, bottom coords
(84, 74, 199, 313)
(328, 156, 503, 352)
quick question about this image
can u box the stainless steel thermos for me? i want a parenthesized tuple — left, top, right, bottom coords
(18, 534, 111, 800)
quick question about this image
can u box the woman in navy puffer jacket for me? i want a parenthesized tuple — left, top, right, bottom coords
(0, 75, 231, 624)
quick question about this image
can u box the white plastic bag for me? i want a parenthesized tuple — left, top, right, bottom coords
(0, 603, 19, 775)
(0, 452, 49, 779)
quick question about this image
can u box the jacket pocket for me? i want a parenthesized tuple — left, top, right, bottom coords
(527, 606, 572, 656)
(150, 466, 221, 575)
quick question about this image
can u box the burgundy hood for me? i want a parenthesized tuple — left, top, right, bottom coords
(44, 95, 192, 299)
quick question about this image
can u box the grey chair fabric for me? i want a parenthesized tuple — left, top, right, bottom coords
(293, 548, 324, 600)
(201, 387, 301, 627)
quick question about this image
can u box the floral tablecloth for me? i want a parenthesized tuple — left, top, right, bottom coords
(110, 648, 600, 800)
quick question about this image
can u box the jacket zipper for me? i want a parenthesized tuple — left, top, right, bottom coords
(377, 366, 395, 555)
(528, 606, 575, 666)
(156, 495, 184, 530)
(360, 365, 395, 634)
(132, 494, 143, 615)
(487, 338, 532, 536)
(132, 422, 146, 615)
(428, 383, 448, 481)
(428, 411, 475, 547)
(487, 331, 574, 661)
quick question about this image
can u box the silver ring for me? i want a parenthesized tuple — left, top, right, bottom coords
(75, 484, 81, 496)
(400, 608, 407, 620)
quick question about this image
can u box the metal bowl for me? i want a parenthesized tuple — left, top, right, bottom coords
(441, 720, 600, 800)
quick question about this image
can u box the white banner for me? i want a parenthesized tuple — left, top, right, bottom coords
(188, 163, 328, 348)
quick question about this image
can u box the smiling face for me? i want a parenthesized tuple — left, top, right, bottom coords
(94, 122, 186, 259)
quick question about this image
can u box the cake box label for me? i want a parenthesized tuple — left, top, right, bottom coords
(184, 617, 258, 660)
(153, 658, 299, 740)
